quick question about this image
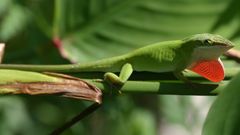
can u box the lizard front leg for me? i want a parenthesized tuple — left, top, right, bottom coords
(104, 63, 133, 87)
(173, 71, 192, 83)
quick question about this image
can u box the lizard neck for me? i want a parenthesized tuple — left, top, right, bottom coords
(187, 45, 230, 69)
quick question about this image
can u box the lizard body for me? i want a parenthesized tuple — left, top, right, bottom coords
(0, 33, 234, 83)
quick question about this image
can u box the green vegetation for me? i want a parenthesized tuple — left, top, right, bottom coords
(0, 0, 240, 135)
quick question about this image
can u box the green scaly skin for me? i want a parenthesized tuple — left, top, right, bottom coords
(0, 33, 234, 85)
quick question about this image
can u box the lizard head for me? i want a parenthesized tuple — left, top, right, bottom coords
(184, 33, 234, 82)
(184, 33, 234, 60)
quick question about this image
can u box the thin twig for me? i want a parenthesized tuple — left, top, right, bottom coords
(49, 103, 101, 135)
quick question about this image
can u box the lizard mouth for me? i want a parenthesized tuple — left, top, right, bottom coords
(213, 41, 234, 49)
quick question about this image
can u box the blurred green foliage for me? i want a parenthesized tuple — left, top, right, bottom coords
(203, 72, 240, 135)
(0, 0, 240, 135)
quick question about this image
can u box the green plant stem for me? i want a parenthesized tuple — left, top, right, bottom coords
(84, 68, 236, 95)
(53, 0, 64, 37)
(87, 80, 228, 95)
(0, 67, 237, 96)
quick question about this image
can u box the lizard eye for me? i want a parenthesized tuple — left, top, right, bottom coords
(203, 39, 212, 45)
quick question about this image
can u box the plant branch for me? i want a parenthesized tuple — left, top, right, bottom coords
(0, 67, 237, 96)
(73, 67, 238, 96)
(49, 103, 101, 135)
(87, 79, 227, 95)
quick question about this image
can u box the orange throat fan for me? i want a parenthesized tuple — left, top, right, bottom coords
(188, 58, 224, 82)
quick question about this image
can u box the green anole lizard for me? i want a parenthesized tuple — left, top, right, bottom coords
(0, 33, 234, 134)
(0, 33, 234, 85)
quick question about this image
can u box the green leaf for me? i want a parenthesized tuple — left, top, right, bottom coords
(202, 72, 240, 135)
(0, 4, 30, 41)
(0, 0, 12, 16)
(53, 0, 234, 62)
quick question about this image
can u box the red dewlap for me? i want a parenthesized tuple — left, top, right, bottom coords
(189, 59, 224, 82)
